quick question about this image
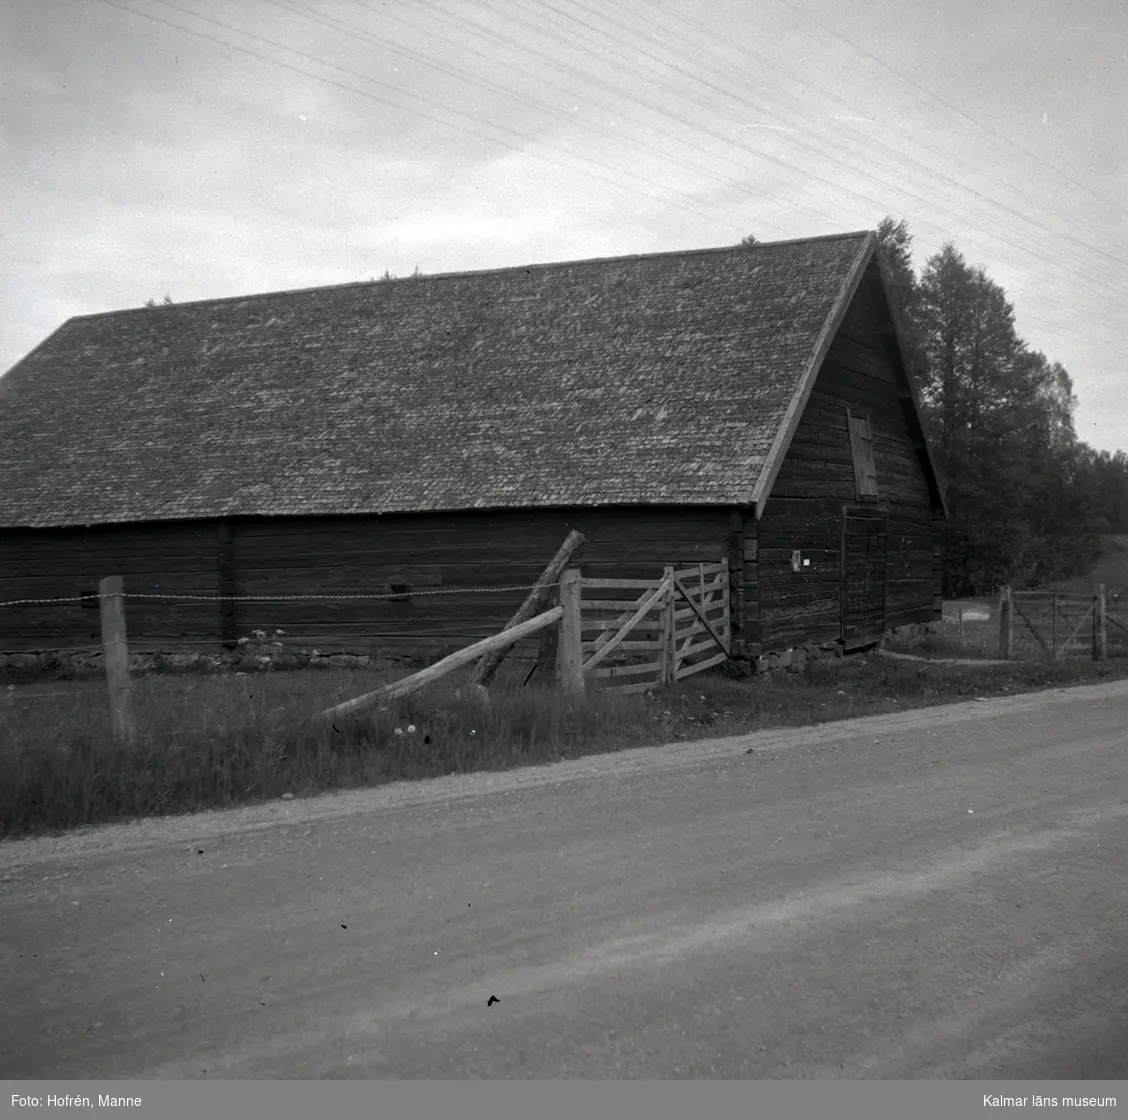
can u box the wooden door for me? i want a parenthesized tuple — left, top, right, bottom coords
(841, 507, 887, 649)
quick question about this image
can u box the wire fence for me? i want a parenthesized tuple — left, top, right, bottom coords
(0, 581, 553, 659)
(0, 584, 542, 608)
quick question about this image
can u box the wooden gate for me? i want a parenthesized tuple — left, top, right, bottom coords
(999, 588, 1106, 660)
(841, 506, 887, 650)
(578, 562, 730, 693)
(670, 562, 731, 681)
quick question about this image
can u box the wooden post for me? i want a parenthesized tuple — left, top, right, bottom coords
(471, 530, 585, 690)
(661, 565, 676, 684)
(998, 586, 1013, 659)
(1094, 584, 1107, 661)
(1051, 592, 1058, 660)
(99, 576, 135, 746)
(557, 568, 585, 697)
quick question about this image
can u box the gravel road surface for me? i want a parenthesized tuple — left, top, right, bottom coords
(3, 682, 1127, 1078)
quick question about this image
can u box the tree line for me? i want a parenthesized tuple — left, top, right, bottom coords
(874, 216, 1126, 596)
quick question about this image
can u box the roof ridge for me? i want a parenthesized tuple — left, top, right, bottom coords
(59, 230, 875, 325)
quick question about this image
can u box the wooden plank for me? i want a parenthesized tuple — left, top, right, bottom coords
(589, 661, 663, 679)
(318, 606, 566, 720)
(673, 600, 727, 622)
(672, 574, 730, 655)
(583, 577, 671, 673)
(589, 639, 664, 652)
(581, 577, 666, 590)
(675, 635, 725, 661)
(675, 650, 729, 680)
(673, 562, 726, 581)
(673, 613, 724, 632)
(577, 595, 663, 613)
(1058, 600, 1095, 657)
(583, 618, 663, 633)
(1012, 600, 1052, 656)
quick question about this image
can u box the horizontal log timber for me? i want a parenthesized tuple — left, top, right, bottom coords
(237, 565, 444, 589)
(762, 625, 840, 649)
(818, 363, 907, 412)
(828, 339, 900, 381)
(761, 602, 841, 625)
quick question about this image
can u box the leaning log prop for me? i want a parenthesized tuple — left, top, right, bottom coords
(469, 529, 586, 692)
(315, 607, 565, 724)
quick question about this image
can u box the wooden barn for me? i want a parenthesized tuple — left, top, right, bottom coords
(0, 231, 946, 669)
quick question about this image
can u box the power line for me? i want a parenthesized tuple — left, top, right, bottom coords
(88, 0, 1123, 371)
(96, 0, 758, 238)
(259, 0, 797, 235)
(522, 0, 1127, 297)
(624, 0, 1123, 256)
(769, 0, 1121, 211)
(374, 0, 1124, 307)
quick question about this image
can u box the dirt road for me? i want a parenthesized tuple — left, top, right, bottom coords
(3, 681, 1128, 1078)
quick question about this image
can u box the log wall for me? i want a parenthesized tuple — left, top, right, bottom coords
(0, 508, 729, 657)
(754, 262, 943, 654)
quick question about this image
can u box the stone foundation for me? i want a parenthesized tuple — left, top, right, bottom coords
(723, 638, 846, 679)
(723, 621, 938, 680)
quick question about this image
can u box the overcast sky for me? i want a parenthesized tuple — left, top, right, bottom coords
(2, 0, 1124, 452)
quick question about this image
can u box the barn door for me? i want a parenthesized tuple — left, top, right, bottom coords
(840, 506, 888, 650)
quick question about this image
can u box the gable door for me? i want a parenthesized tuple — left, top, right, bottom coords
(840, 505, 888, 650)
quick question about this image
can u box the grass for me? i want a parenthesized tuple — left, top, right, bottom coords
(4, 649, 1128, 840)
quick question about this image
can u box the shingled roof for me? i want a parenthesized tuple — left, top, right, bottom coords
(0, 231, 882, 529)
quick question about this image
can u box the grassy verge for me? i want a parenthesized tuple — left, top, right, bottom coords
(3, 651, 1127, 840)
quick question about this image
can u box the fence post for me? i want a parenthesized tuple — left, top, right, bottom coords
(998, 586, 1013, 659)
(661, 566, 676, 684)
(472, 529, 586, 690)
(1094, 584, 1107, 662)
(99, 575, 135, 746)
(557, 568, 585, 696)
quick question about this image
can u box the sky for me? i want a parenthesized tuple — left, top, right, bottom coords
(2, 0, 1125, 452)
